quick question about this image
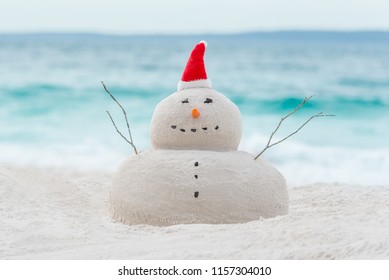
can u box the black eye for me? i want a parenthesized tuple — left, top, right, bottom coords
(182, 98, 189, 103)
(204, 98, 213, 103)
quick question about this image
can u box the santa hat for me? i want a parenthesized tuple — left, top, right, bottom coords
(177, 41, 212, 91)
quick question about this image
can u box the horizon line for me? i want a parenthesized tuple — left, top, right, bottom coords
(1, 29, 389, 37)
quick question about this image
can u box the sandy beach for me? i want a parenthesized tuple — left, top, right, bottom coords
(1, 165, 388, 260)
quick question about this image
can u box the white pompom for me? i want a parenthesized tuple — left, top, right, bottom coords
(199, 40, 208, 48)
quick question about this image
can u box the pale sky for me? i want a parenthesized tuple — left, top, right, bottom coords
(1, 0, 389, 34)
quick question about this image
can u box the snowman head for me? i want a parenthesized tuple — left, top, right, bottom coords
(151, 41, 242, 151)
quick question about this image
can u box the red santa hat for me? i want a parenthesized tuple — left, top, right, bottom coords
(177, 40, 212, 91)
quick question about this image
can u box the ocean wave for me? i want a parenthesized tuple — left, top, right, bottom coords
(231, 95, 388, 117)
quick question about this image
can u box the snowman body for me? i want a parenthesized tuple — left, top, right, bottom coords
(110, 42, 289, 226)
(111, 149, 288, 225)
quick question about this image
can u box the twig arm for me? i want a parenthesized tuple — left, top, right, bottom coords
(260, 96, 314, 156)
(268, 113, 334, 148)
(254, 96, 334, 160)
(106, 111, 134, 147)
(101, 81, 138, 155)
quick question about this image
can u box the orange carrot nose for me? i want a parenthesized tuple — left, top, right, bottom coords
(192, 108, 200, 119)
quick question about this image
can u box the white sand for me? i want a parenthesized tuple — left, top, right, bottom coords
(1, 165, 388, 260)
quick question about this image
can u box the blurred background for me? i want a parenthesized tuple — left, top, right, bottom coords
(0, 0, 388, 185)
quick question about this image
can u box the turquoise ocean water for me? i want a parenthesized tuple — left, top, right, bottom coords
(0, 32, 388, 185)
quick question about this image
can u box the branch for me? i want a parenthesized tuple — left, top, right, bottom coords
(101, 81, 138, 155)
(254, 96, 334, 160)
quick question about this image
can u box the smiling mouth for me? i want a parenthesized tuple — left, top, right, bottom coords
(171, 125, 219, 132)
